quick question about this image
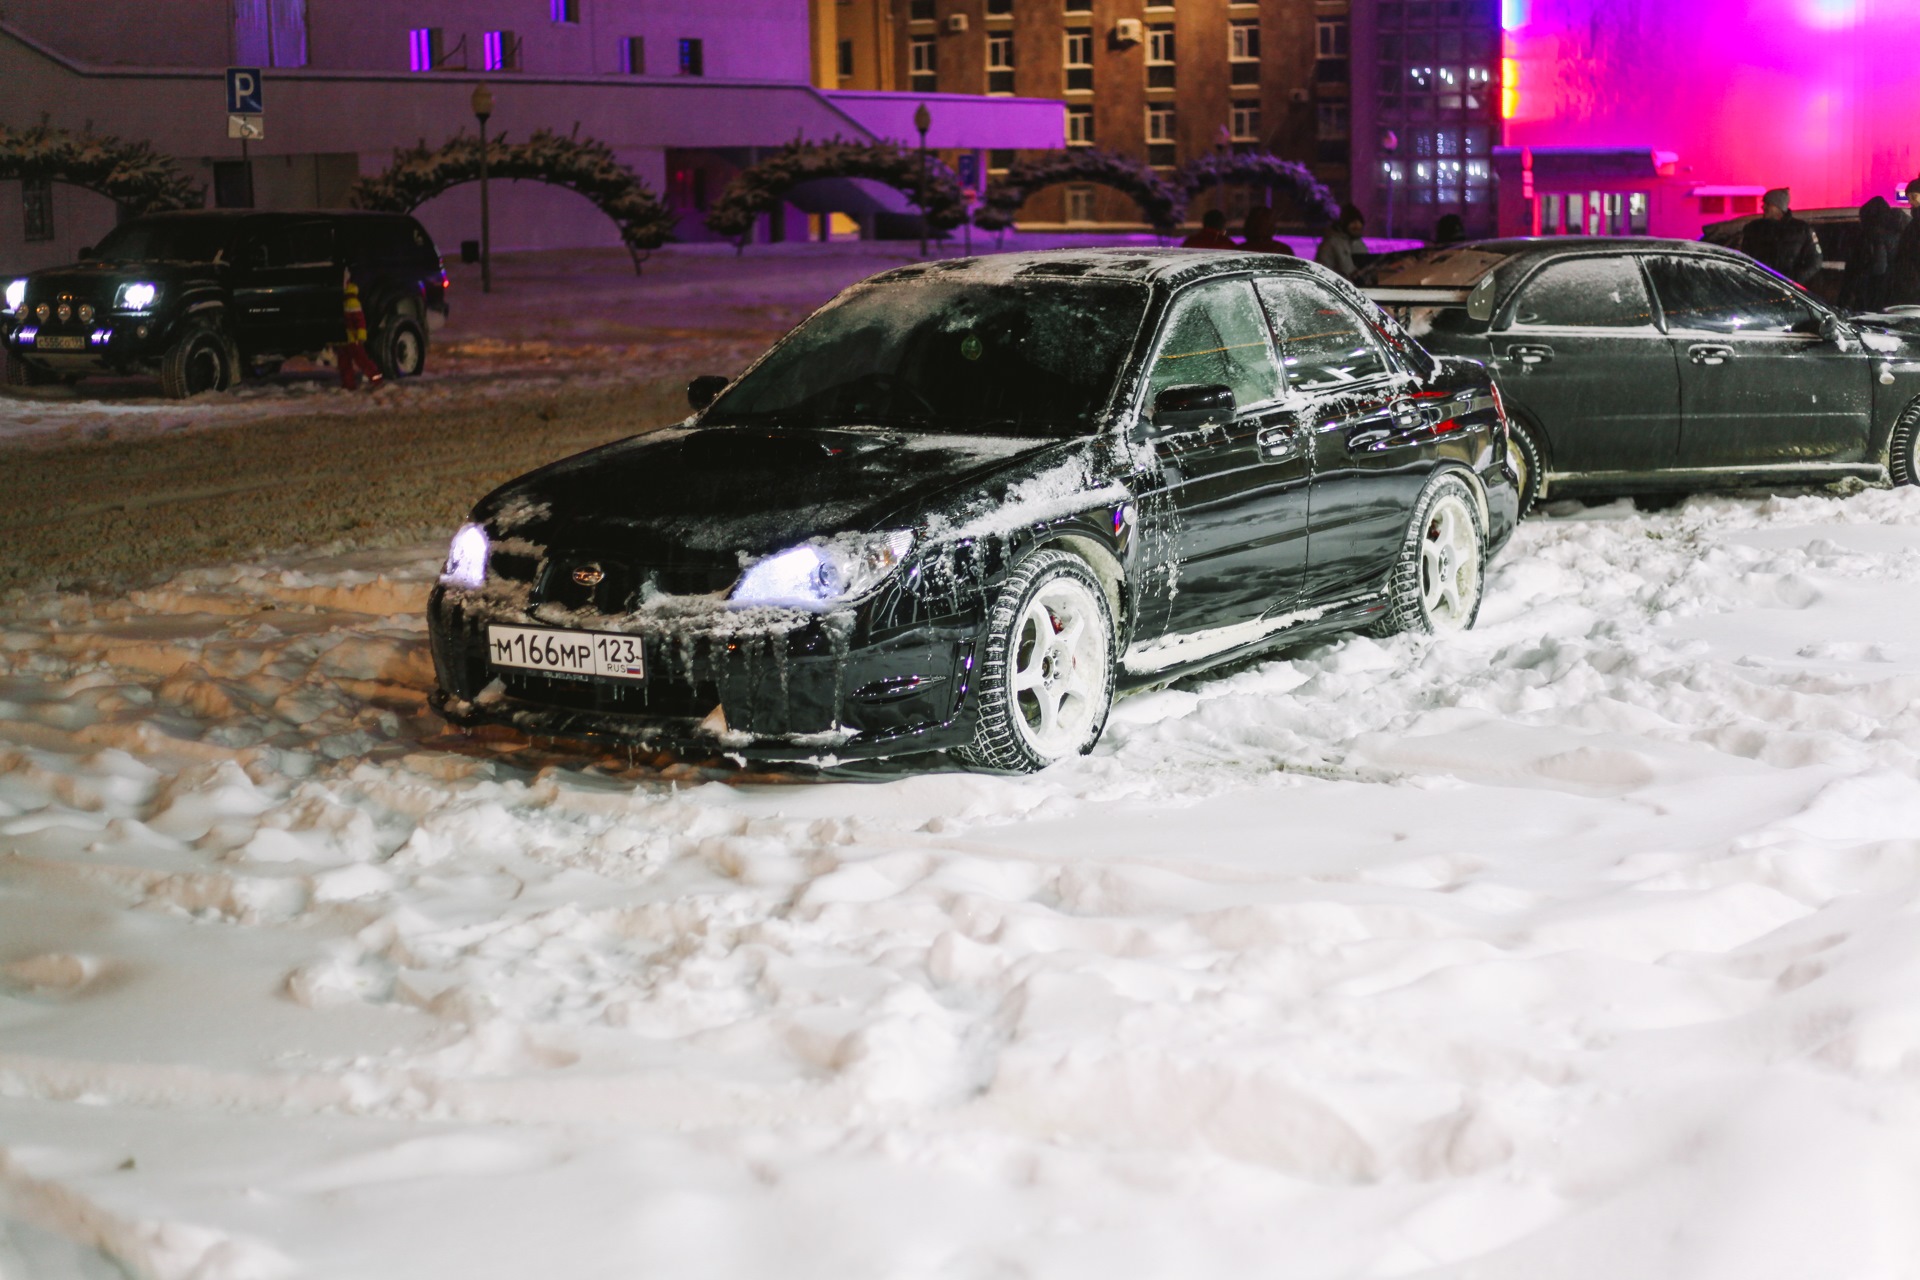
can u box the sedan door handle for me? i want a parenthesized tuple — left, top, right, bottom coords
(1689, 343, 1734, 366)
(1508, 343, 1555, 366)
(1256, 424, 1302, 458)
(1347, 428, 1393, 452)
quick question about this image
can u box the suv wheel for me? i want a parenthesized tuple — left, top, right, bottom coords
(1369, 473, 1487, 637)
(373, 313, 427, 379)
(1891, 399, 1920, 487)
(160, 321, 236, 399)
(957, 549, 1116, 773)
(3, 350, 57, 388)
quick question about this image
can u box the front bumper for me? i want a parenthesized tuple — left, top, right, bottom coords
(427, 585, 982, 763)
(6, 319, 164, 373)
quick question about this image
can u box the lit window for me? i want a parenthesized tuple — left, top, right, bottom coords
(678, 37, 703, 76)
(620, 35, 644, 74)
(407, 27, 443, 72)
(550, 0, 579, 22)
(1066, 104, 1094, 146)
(482, 30, 520, 72)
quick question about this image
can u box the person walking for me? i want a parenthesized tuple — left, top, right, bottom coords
(1182, 209, 1237, 249)
(1839, 195, 1903, 312)
(1889, 177, 1920, 307)
(1739, 188, 1823, 284)
(1315, 204, 1368, 280)
(1238, 204, 1292, 254)
(333, 269, 383, 391)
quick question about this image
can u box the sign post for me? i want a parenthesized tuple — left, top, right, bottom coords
(225, 67, 264, 207)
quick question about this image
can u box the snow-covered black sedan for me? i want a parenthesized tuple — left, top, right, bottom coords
(1362, 238, 1920, 512)
(427, 250, 1517, 771)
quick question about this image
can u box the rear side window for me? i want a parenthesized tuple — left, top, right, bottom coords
(1148, 279, 1284, 409)
(339, 217, 435, 265)
(1254, 277, 1389, 391)
(1644, 256, 1821, 335)
(257, 220, 335, 267)
(1510, 256, 1655, 329)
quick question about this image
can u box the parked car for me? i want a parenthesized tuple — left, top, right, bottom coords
(1359, 237, 1920, 513)
(2, 210, 447, 397)
(426, 249, 1518, 771)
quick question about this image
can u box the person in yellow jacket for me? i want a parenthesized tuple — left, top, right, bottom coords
(334, 269, 384, 391)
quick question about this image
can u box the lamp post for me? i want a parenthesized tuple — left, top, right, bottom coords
(472, 82, 495, 294)
(914, 102, 931, 258)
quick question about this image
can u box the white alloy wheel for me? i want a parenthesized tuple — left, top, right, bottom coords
(1418, 490, 1482, 631)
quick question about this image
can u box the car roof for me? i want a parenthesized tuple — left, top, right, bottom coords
(864, 247, 1326, 289)
(1453, 235, 1743, 257)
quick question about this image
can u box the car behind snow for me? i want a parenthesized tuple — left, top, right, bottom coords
(427, 249, 1517, 771)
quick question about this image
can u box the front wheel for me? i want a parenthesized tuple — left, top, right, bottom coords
(159, 322, 236, 399)
(957, 550, 1116, 773)
(1506, 416, 1545, 517)
(1891, 400, 1920, 487)
(1370, 473, 1487, 637)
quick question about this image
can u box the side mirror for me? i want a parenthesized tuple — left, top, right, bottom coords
(1467, 273, 1497, 324)
(687, 374, 730, 411)
(1820, 314, 1855, 350)
(1151, 383, 1235, 433)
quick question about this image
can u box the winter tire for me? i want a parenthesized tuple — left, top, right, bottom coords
(159, 321, 236, 399)
(957, 549, 1116, 773)
(1505, 415, 1545, 518)
(2, 350, 56, 388)
(373, 313, 427, 379)
(1369, 472, 1487, 638)
(1890, 400, 1920, 487)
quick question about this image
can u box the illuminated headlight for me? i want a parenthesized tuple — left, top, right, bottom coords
(116, 282, 159, 312)
(440, 523, 490, 588)
(78, 304, 95, 325)
(34, 303, 49, 322)
(3, 279, 23, 312)
(56, 303, 71, 323)
(731, 531, 914, 609)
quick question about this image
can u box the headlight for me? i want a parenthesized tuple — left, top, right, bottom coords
(440, 523, 489, 588)
(78, 304, 95, 324)
(116, 282, 159, 311)
(34, 303, 49, 322)
(3, 279, 23, 312)
(731, 531, 914, 609)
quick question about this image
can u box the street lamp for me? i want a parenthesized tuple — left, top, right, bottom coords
(914, 102, 931, 258)
(472, 82, 495, 294)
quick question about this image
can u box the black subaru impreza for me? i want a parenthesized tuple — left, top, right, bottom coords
(428, 249, 1518, 771)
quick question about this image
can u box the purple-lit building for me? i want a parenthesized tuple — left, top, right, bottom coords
(0, 1, 1063, 273)
(1493, 0, 1920, 239)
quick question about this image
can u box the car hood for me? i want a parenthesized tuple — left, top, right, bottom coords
(473, 424, 1091, 565)
(1856, 313, 1920, 342)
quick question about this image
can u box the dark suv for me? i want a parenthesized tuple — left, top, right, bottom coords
(3, 210, 448, 398)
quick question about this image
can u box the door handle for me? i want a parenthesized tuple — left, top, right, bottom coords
(1347, 428, 1393, 452)
(1689, 344, 1733, 366)
(1508, 343, 1555, 366)
(1256, 424, 1301, 458)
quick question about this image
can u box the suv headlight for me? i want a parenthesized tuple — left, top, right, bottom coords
(440, 523, 489, 588)
(731, 531, 914, 609)
(115, 282, 159, 312)
(3, 279, 24, 312)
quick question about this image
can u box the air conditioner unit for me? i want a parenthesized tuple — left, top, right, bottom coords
(1112, 18, 1143, 44)
(946, 13, 969, 32)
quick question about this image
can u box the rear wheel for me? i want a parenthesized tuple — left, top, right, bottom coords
(1891, 399, 1920, 487)
(372, 312, 427, 379)
(957, 550, 1116, 773)
(1369, 473, 1487, 637)
(159, 321, 236, 398)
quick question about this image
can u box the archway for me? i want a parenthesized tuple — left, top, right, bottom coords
(0, 121, 202, 214)
(973, 151, 1186, 236)
(1175, 152, 1341, 227)
(350, 128, 676, 274)
(704, 138, 967, 251)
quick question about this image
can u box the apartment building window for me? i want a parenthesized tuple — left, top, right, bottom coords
(550, 0, 579, 22)
(1230, 101, 1261, 143)
(1063, 28, 1093, 92)
(986, 0, 1014, 13)
(1228, 19, 1260, 86)
(1146, 24, 1175, 90)
(837, 39, 853, 79)
(678, 37, 704, 76)
(233, 0, 308, 69)
(1065, 0, 1093, 11)
(1066, 105, 1094, 146)
(1317, 19, 1349, 58)
(1146, 104, 1176, 167)
(21, 178, 53, 242)
(620, 36, 645, 74)
(482, 30, 521, 72)
(910, 36, 937, 91)
(909, 0, 935, 20)
(987, 33, 1014, 94)
(988, 149, 1015, 173)
(1066, 185, 1096, 224)
(1316, 101, 1349, 139)
(408, 27, 450, 71)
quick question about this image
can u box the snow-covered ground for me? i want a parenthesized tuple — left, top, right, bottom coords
(6, 488, 1920, 1280)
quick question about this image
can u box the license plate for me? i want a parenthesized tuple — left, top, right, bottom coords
(487, 625, 645, 681)
(35, 335, 85, 351)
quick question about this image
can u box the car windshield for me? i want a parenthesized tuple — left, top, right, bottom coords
(90, 218, 239, 265)
(703, 278, 1150, 436)
(1361, 246, 1512, 288)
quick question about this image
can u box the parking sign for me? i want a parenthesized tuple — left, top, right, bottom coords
(226, 67, 264, 115)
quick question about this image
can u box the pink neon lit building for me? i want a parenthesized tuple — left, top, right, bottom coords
(1494, 0, 1920, 238)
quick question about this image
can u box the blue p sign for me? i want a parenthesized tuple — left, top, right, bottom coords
(226, 67, 264, 115)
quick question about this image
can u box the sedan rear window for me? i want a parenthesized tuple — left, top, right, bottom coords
(705, 279, 1149, 437)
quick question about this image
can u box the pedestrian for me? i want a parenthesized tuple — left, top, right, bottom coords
(1181, 209, 1237, 250)
(1432, 213, 1467, 245)
(1315, 204, 1369, 280)
(1838, 195, 1903, 312)
(1238, 204, 1292, 255)
(1889, 177, 1920, 307)
(1739, 187, 1823, 284)
(334, 269, 383, 391)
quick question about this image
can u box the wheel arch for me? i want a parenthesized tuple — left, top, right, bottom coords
(1041, 532, 1126, 640)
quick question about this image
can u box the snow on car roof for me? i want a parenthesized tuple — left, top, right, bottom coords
(864, 247, 1321, 289)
